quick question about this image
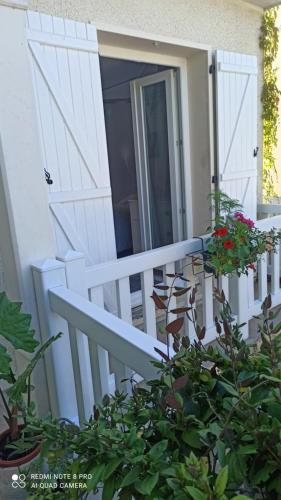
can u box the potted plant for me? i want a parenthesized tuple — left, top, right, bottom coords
(0, 291, 60, 499)
(202, 191, 281, 277)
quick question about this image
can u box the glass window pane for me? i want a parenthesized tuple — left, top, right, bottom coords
(143, 81, 173, 249)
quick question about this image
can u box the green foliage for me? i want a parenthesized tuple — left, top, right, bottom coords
(0, 291, 61, 459)
(204, 191, 281, 276)
(0, 291, 38, 382)
(25, 288, 281, 499)
(260, 7, 281, 201)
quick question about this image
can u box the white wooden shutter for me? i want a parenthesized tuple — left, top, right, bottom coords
(215, 50, 258, 220)
(26, 11, 116, 265)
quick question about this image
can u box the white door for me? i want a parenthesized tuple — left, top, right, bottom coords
(130, 69, 183, 250)
(26, 11, 116, 266)
(215, 50, 258, 220)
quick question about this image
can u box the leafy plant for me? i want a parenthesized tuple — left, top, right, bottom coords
(26, 283, 281, 499)
(0, 291, 61, 460)
(202, 191, 281, 276)
(260, 7, 281, 202)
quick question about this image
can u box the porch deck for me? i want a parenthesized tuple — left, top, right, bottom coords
(32, 213, 281, 424)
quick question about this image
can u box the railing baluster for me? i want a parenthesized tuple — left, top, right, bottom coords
(117, 277, 132, 323)
(247, 269, 255, 308)
(258, 253, 268, 301)
(219, 275, 229, 302)
(202, 274, 214, 331)
(141, 269, 157, 338)
(90, 285, 111, 397)
(165, 262, 176, 347)
(68, 324, 86, 424)
(271, 246, 280, 296)
(182, 256, 196, 342)
(115, 277, 133, 393)
(88, 339, 107, 404)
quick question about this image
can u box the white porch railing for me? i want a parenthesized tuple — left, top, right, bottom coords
(32, 214, 281, 424)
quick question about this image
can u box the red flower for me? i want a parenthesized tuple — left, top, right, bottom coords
(214, 227, 228, 237)
(223, 240, 235, 250)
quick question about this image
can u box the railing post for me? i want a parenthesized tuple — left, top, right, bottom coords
(58, 251, 111, 408)
(57, 251, 95, 421)
(32, 259, 79, 422)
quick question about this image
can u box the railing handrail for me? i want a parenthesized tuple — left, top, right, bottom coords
(84, 236, 208, 289)
(256, 214, 281, 231)
(84, 214, 281, 290)
(49, 285, 166, 381)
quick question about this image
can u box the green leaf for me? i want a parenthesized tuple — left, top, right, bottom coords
(0, 292, 39, 352)
(182, 430, 202, 449)
(102, 476, 115, 500)
(237, 444, 257, 455)
(215, 466, 228, 496)
(135, 472, 159, 495)
(87, 464, 105, 491)
(218, 381, 239, 397)
(231, 496, 252, 500)
(148, 440, 168, 460)
(120, 467, 141, 488)
(102, 457, 122, 480)
(0, 344, 12, 381)
(185, 486, 206, 500)
(7, 333, 62, 403)
(261, 374, 281, 383)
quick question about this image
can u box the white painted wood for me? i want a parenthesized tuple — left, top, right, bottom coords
(110, 356, 132, 395)
(117, 277, 132, 323)
(27, 11, 117, 272)
(247, 269, 255, 308)
(141, 269, 157, 338)
(32, 260, 79, 422)
(230, 274, 249, 339)
(49, 286, 165, 381)
(85, 237, 206, 289)
(219, 275, 229, 302)
(67, 324, 86, 424)
(165, 262, 176, 346)
(89, 286, 111, 396)
(217, 62, 257, 75)
(57, 252, 95, 418)
(27, 30, 98, 52)
(258, 254, 268, 301)
(216, 50, 258, 220)
(49, 188, 111, 204)
(271, 246, 280, 296)
(202, 275, 214, 330)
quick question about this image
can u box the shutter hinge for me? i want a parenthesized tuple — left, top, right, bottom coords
(212, 175, 218, 184)
(209, 64, 215, 74)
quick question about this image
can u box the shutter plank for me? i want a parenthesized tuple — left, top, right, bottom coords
(216, 50, 257, 220)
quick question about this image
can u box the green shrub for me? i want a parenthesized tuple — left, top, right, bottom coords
(25, 284, 281, 499)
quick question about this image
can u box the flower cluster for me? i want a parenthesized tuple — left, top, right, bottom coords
(205, 192, 281, 276)
(234, 211, 255, 229)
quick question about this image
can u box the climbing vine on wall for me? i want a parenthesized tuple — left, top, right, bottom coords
(260, 7, 281, 202)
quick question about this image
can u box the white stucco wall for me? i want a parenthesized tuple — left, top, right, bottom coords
(28, 0, 262, 55)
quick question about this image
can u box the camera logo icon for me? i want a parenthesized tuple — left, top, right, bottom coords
(11, 473, 26, 489)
